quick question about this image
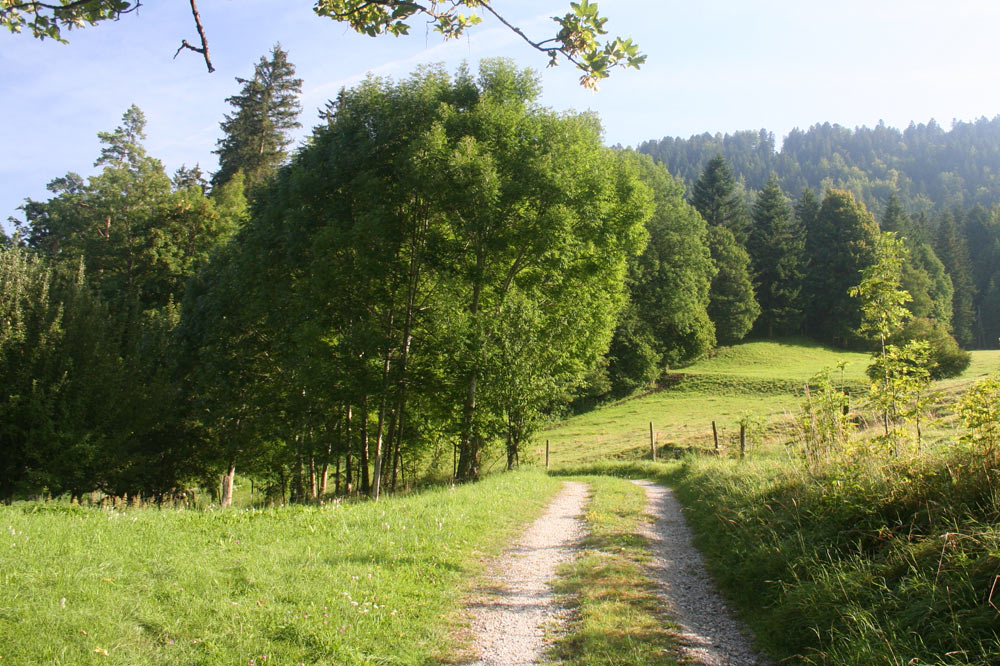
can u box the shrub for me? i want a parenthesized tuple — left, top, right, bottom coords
(890, 317, 970, 379)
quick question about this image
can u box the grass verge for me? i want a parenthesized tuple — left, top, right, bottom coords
(0, 470, 562, 666)
(547, 473, 681, 666)
(660, 450, 1000, 665)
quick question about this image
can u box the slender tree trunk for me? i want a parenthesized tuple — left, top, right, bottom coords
(220, 459, 236, 508)
(360, 397, 370, 494)
(334, 453, 341, 495)
(344, 404, 353, 494)
(293, 450, 305, 503)
(309, 455, 318, 501)
(457, 263, 484, 482)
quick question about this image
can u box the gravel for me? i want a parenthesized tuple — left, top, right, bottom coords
(466, 480, 589, 666)
(632, 479, 774, 666)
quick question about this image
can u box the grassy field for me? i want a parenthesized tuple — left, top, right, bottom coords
(0, 471, 562, 666)
(538, 340, 1000, 665)
(535, 339, 1000, 466)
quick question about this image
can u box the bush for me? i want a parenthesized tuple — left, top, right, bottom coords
(890, 317, 970, 379)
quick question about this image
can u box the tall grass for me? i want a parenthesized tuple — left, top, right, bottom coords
(659, 449, 1000, 664)
(0, 471, 562, 665)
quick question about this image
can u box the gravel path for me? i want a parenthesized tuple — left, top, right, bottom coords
(632, 479, 773, 666)
(466, 481, 589, 666)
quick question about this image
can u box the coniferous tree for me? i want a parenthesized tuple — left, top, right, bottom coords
(804, 189, 880, 347)
(935, 211, 976, 347)
(691, 153, 751, 242)
(212, 44, 303, 195)
(795, 187, 820, 233)
(16, 105, 231, 310)
(748, 177, 805, 337)
(879, 192, 953, 326)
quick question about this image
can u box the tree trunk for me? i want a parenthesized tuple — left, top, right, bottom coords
(220, 459, 236, 508)
(360, 397, 370, 494)
(457, 254, 484, 482)
(344, 404, 353, 494)
(293, 451, 305, 503)
(309, 455, 318, 501)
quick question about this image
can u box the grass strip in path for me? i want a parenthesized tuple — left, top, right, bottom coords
(0, 470, 562, 666)
(546, 475, 681, 666)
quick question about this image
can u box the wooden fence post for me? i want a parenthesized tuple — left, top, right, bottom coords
(650, 422, 656, 461)
(739, 423, 746, 459)
(712, 421, 719, 452)
(545, 440, 550, 469)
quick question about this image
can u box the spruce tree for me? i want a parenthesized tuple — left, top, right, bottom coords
(748, 177, 805, 337)
(804, 189, 880, 347)
(878, 193, 953, 326)
(935, 211, 976, 347)
(212, 44, 303, 196)
(691, 154, 751, 242)
(794, 187, 820, 233)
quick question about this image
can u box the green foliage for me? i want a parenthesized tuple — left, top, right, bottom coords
(805, 190, 880, 347)
(935, 211, 977, 347)
(748, 177, 805, 337)
(606, 305, 661, 397)
(15, 105, 235, 311)
(864, 341, 936, 453)
(706, 225, 759, 345)
(956, 371, 1000, 458)
(312, 0, 644, 89)
(850, 231, 912, 347)
(901, 240, 953, 324)
(624, 152, 715, 366)
(0, 0, 133, 42)
(798, 366, 854, 462)
(891, 317, 970, 379)
(691, 153, 751, 242)
(185, 60, 651, 491)
(212, 45, 303, 195)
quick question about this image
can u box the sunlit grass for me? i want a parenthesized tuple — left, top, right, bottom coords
(0, 471, 562, 666)
(534, 342, 1000, 467)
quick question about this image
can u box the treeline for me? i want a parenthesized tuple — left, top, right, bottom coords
(639, 122, 1000, 350)
(638, 117, 1000, 211)
(0, 53, 985, 504)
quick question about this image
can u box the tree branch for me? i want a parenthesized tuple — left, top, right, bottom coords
(173, 0, 213, 73)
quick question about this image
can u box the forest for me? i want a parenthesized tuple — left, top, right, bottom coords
(3, 46, 999, 506)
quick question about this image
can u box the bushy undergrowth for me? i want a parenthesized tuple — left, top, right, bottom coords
(663, 449, 1000, 665)
(0, 470, 562, 665)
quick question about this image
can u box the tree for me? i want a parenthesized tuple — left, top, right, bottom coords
(706, 225, 759, 344)
(184, 60, 651, 494)
(15, 105, 235, 310)
(850, 232, 912, 356)
(1, 1, 643, 88)
(934, 211, 976, 347)
(625, 152, 715, 366)
(803, 189, 879, 347)
(691, 154, 751, 243)
(748, 177, 805, 337)
(212, 45, 303, 195)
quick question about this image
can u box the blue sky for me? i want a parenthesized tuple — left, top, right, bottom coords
(4, 0, 1000, 231)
